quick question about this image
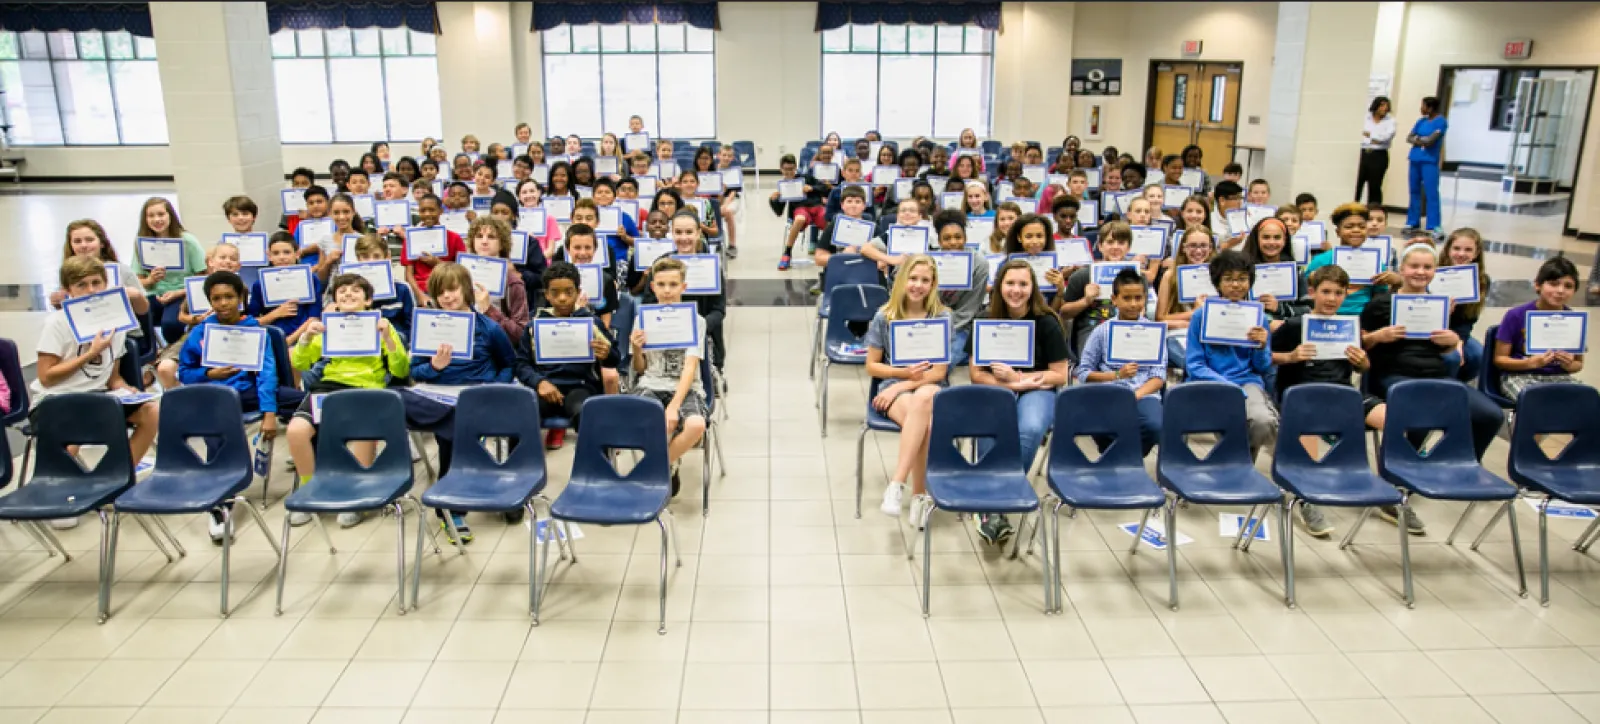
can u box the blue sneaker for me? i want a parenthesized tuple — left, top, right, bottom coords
(443, 513, 473, 543)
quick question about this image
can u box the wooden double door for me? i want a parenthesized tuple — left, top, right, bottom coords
(1147, 61, 1243, 175)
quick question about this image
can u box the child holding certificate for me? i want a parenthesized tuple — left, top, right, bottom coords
(157, 243, 246, 389)
(465, 216, 530, 342)
(1270, 265, 1384, 538)
(289, 186, 333, 265)
(1184, 251, 1278, 462)
(988, 201, 1022, 254)
(399, 193, 467, 308)
(771, 153, 828, 271)
(927, 210, 990, 366)
(1440, 228, 1491, 382)
(1155, 226, 1217, 362)
(1361, 243, 1504, 534)
(488, 191, 549, 304)
(1239, 217, 1307, 325)
(1075, 268, 1166, 457)
(589, 180, 641, 268)
(859, 198, 932, 272)
(35, 256, 160, 530)
(629, 257, 709, 496)
(864, 255, 950, 529)
(133, 197, 209, 343)
(968, 259, 1072, 545)
(285, 273, 411, 528)
(248, 233, 325, 349)
(815, 186, 875, 280)
(1304, 203, 1400, 315)
(516, 179, 564, 259)
(344, 233, 416, 345)
(177, 271, 304, 542)
(553, 224, 620, 330)
(50, 220, 150, 319)
(1492, 256, 1585, 399)
(637, 213, 728, 373)
(516, 261, 619, 450)
(1059, 221, 1139, 353)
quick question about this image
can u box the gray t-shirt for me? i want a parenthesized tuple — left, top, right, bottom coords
(636, 313, 707, 395)
(863, 307, 953, 368)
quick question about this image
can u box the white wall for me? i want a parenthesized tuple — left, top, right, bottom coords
(1444, 68, 1512, 166)
(713, 2, 818, 169)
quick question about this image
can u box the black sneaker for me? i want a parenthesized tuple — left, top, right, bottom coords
(727, 245, 739, 259)
(975, 513, 1014, 545)
(1376, 505, 1426, 536)
(503, 507, 526, 525)
(671, 466, 682, 497)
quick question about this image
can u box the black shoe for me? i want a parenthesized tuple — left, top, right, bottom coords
(671, 467, 682, 497)
(503, 508, 526, 525)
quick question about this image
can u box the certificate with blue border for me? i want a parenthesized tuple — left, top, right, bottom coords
(675, 254, 722, 296)
(928, 251, 973, 290)
(184, 276, 211, 314)
(458, 253, 509, 297)
(1199, 299, 1265, 347)
(1177, 264, 1218, 304)
(63, 288, 137, 343)
(972, 320, 1035, 368)
(1332, 246, 1383, 285)
(1389, 294, 1450, 340)
(136, 237, 185, 270)
(1106, 320, 1168, 365)
(1526, 310, 1588, 354)
(405, 226, 448, 260)
(1429, 264, 1480, 304)
(1251, 262, 1298, 301)
(532, 317, 596, 364)
(639, 302, 702, 351)
(888, 317, 952, 366)
(338, 260, 396, 301)
(1091, 262, 1140, 300)
(260, 265, 316, 306)
(410, 309, 476, 359)
(221, 232, 269, 267)
(321, 312, 382, 358)
(201, 325, 267, 372)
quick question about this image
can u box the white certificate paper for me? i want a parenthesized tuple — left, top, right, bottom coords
(260, 265, 316, 306)
(1013, 253, 1058, 292)
(1129, 226, 1167, 258)
(375, 199, 411, 228)
(534, 317, 595, 363)
(1162, 185, 1191, 209)
(697, 172, 723, 196)
(624, 133, 650, 154)
(1008, 196, 1038, 215)
(1251, 262, 1298, 300)
(458, 253, 509, 297)
(297, 218, 336, 252)
(406, 226, 448, 259)
(940, 192, 964, 211)
(887, 225, 930, 255)
(411, 309, 475, 359)
(833, 216, 873, 248)
(1526, 311, 1588, 354)
(973, 320, 1034, 368)
(351, 194, 376, 220)
(635, 239, 674, 270)
(518, 207, 548, 236)
(221, 232, 269, 267)
(778, 179, 805, 202)
(63, 289, 137, 343)
(1092, 262, 1139, 300)
(1177, 264, 1219, 304)
(1390, 294, 1450, 339)
(543, 197, 575, 222)
(1200, 299, 1265, 347)
(811, 163, 839, 183)
(888, 318, 952, 366)
(321, 312, 381, 358)
(928, 251, 973, 290)
(1245, 204, 1275, 230)
(1056, 238, 1094, 267)
(339, 260, 396, 300)
(1077, 201, 1100, 230)
(1225, 208, 1249, 238)
(577, 263, 604, 303)
(1333, 246, 1382, 285)
(676, 253, 722, 295)
(201, 325, 267, 372)
(185, 276, 211, 314)
(721, 167, 743, 189)
(281, 188, 307, 215)
(893, 177, 916, 201)
(1429, 264, 1480, 304)
(966, 216, 995, 244)
(871, 166, 899, 187)
(137, 237, 185, 270)
(441, 211, 470, 236)
(1106, 321, 1167, 365)
(1302, 315, 1361, 360)
(595, 205, 621, 234)
(639, 302, 701, 350)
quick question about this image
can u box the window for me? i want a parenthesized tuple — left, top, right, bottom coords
(1491, 69, 1540, 132)
(820, 24, 994, 138)
(0, 30, 166, 145)
(270, 27, 440, 144)
(540, 23, 716, 139)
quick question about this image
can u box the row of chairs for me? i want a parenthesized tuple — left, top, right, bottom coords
(883, 379, 1597, 617)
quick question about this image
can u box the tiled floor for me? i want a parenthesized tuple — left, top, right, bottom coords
(1, 180, 1600, 723)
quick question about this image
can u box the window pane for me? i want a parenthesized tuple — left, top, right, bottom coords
(965, 27, 987, 53)
(542, 27, 571, 54)
(384, 56, 440, 141)
(821, 27, 848, 53)
(657, 24, 684, 52)
(932, 54, 990, 137)
(571, 25, 600, 52)
(935, 25, 964, 53)
(0, 60, 64, 144)
(325, 28, 352, 57)
(20, 32, 48, 60)
(53, 61, 116, 143)
(328, 57, 384, 141)
(600, 24, 628, 52)
(658, 53, 714, 138)
(850, 25, 878, 52)
(77, 31, 106, 60)
(822, 54, 877, 138)
(879, 54, 934, 137)
(270, 30, 297, 58)
(409, 30, 435, 55)
(380, 28, 408, 56)
(629, 25, 656, 52)
(0, 32, 16, 60)
(110, 60, 166, 143)
(880, 26, 906, 53)
(1210, 75, 1226, 123)
(47, 32, 76, 60)
(907, 26, 935, 53)
(352, 28, 380, 56)
(685, 26, 712, 52)
(601, 54, 656, 135)
(273, 58, 332, 142)
(296, 29, 324, 56)
(543, 53, 601, 137)
(133, 35, 156, 59)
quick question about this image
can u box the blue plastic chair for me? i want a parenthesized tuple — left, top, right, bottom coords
(799, 147, 815, 170)
(1479, 324, 1515, 412)
(254, 326, 296, 507)
(545, 396, 682, 633)
(613, 293, 637, 384)
(1272, 384, 1404, 608)
(731, 140, 756, 169)
(419, 385, 559, 618)
(1377, 379, 1525, 607)
(114, 386, 283, 616)
(1505, 383, 1600, 605)
(809, 253, 882, 380)
(700, 140, 722, 158)
(920, 386, 1043, 615)
(1156, 382, 1285, 610)
(854, 378, 903, 518)
(118, 337, 143, 391)
(0, 394, 137, 622)
(696, 354, 725, 516)
(0, 338, 35, 483)
(1041, 386, 1165, 613)
(814, 283, 889, 435)
(981, 140, 1003, 156)
(275, 389, 430, 616)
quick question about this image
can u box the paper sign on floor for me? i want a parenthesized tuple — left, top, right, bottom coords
(1218, 513, 1270, 541)
(1522, 497, 1597, 519)
(1119, 521, 1193, 550)
(534, 519, 586, 542)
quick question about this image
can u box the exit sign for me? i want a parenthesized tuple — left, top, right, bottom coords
(1504, 39, 1533, 60)
(1181, 40, 1203, 58)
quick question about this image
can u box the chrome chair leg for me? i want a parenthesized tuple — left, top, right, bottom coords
(525, 501, 541, 623)
(664, 509, 683, 568)
(1235, 505, 1262, 551)
(442, 510, 468, 556)
(1398, 496, 1415, 608)
(311, 513, 337, 554)
(14, 520, 53, 555)
(274, 513, 292, 616)
(413, 432, 437, 484)
(702, 434, 712, 518)
(1470, 501, 1512, 551)
(151, 516, 186, 557)
(1010, 511, 1034, 561)
(232, 497, 283, 557)
(32, 521, 71, 560)
(854, 423, 868, 519)
(1339, 507, 1374, 550)
(919, 510, 934, 617)
(410, 498, 426, 613)
(1280, 500, 1297, 609)
(392, 501, 408, 616)
(1572, 515, 1600, 552)
(219, 507, 233, 616)
(712, 425, 728, 478)
(96, 508, 117, 624)
(1505, 499, 1527, 599)
(1539, 500, 1552, 606)
(1128, 508, 1153, 555)
(134, 515, 174, 563)
(655, 517, 670, 635)
(1445, 501, 1479, 546)
(1164, 501, 1180, 611)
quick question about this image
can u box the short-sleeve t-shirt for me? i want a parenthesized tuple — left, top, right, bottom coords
(864, 308, 953, 376)
(977, 311, 1070, 376)
(636, 313, 706, 395)
(33, 311, 128, 399)
(1271, 316, 1357, 390)
(1495, 299, 1567, 375)
(1360, 288, 1447, 382)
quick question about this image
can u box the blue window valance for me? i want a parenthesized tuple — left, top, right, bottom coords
(0, 3, 153, 37)
(267, 1, 438, 34)
(815, 1, 1002, 32)
(531, 2, 719, 32)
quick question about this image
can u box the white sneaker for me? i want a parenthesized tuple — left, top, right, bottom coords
(49, 517, 79, 530)
(208, 515, 229, 544)
(287, 511, 313, 527)
(337, 512, 363, 528)
(879, 482, 906, 517)
(910, 494, 933, 531)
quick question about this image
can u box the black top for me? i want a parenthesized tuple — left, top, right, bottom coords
(1361, 288, 1448, 385)
(1271, 316, 1356, 394)
(984, 311, 1071, 374)
(1059, 266, 1116, 354)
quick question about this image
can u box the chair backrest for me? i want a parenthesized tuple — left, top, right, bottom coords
(1050, 385, 1145, 472)
(672, 140, 693, 153)
(798, 147, 816, 169)
(1158, 382, 1256, 469)
(613, 294, 637, 369)
(315, 389, 413, 478)
(981, 140, 1002, 155)
(31, 393, 134, 484)
(1380, 379, 1479, 469)
(824, 284, 888, 338)
(572, 395, 670, 485)
(699, 349, 716, 413)
(119, 337, 143, 391)
(1509, 382, 1600, 479)
(265, 326, 294, 390)
(928, 386, 1023, 473)
(154, 385, 251, 479)
(822, 253, 881, 294)
(731, 140, 756, 168)
(451, 385, 547, 477)
(1479, 324, 1512, 405)
(0, 337, 32, 426)
(700, 140, 722, 157)
(1275, 383, 1371, 471)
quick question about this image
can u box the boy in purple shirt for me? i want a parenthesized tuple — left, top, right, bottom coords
(1492, 257, 1585, 399)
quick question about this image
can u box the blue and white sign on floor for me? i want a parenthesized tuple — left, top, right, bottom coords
(1522, 498, 1597, 519)
(1219, 513, 1271, 541)
(534, 519, 586, 543)
(1119, 521, 1193, 550)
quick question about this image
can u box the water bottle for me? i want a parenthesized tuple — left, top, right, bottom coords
(252, 432, 272, 478)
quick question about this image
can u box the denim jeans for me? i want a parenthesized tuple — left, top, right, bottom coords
(1134, 395, 1163, 456)
(950, 327, 970, 368)
(975, 388, 1056, 472)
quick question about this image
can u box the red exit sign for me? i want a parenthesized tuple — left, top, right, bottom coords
(1181, 40, 1203, 58)
(1504, 39, 1534, 60)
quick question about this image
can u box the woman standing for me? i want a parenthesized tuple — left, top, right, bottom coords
(1357, 96, 1396, 207)
(1405, 96, 1448, 235)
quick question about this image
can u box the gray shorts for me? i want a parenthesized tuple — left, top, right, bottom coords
(635, 387, 707, 427)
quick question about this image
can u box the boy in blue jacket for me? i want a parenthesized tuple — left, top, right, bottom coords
(177, 270, 305, 542)
(514, 261, 618, 451)
(1184, 250, 1279, 461)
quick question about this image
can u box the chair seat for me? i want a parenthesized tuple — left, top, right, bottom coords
(926, 471, 1039, 514)
(0, 479, 131, 520)
(825, 344, 869, 365)
(865, 405, 899, 433)
(115, 469, 252, 514)
(421, 470, 546, 512)
(283, 472, 412, 513)
(1383, 463, 1517, 502)
(1159, 467, 1282, 506)
(1511, 468, 1600, 506)
(550, 479, 669, 525)
(1273, 468, 1402, 507)
(1049, 469, 1166, 510)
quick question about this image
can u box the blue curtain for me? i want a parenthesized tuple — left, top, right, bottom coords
(267, 1, 438, 34)
(815, 2, 1001, 32)
(530, 2, 718, 32)
(0, 3, 153, 37)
